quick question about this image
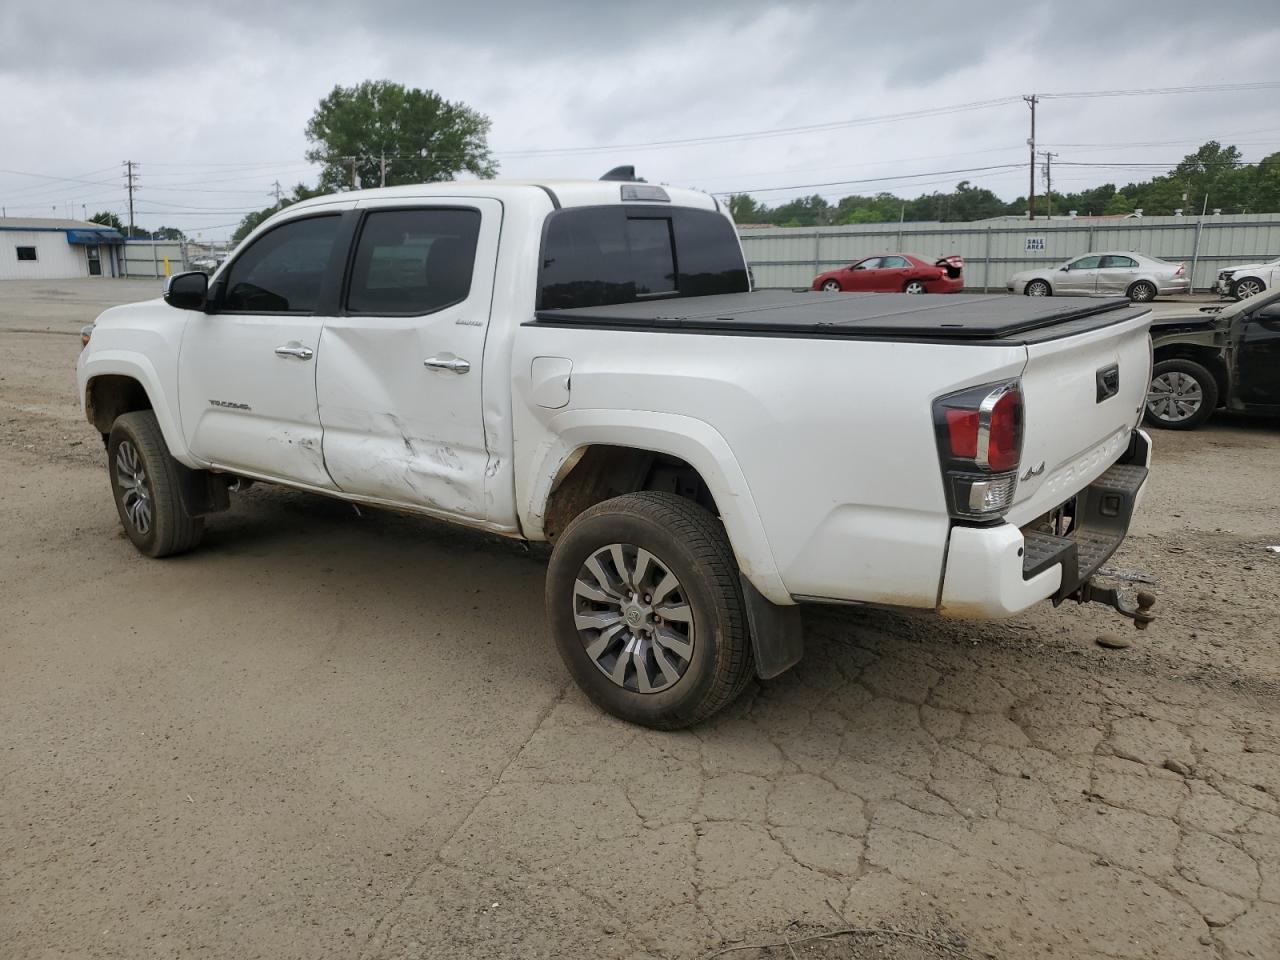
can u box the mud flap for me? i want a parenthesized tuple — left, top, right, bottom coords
(741, 576, 804, 679)
(172, 460, 231, 518)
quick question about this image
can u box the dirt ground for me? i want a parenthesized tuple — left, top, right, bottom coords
(2, 279, 1278, 960)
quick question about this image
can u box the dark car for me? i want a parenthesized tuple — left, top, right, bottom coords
(1145, 289, 1280, 429)
(812, 253, 964, 294)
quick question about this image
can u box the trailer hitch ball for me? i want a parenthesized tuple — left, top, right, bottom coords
(1074, 579, 1157, 630)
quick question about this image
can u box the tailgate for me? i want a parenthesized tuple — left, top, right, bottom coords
(1005, 311, 1152, 526)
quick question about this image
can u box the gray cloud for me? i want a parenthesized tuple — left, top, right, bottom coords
(2, 1, 1277, 238)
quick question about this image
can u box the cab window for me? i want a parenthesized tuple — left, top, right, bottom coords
(1100, 255, 1137, 269)
(853, 257, 883, 270)
(1068, 255, 1103, 271)
(223, 215, 341, 313)
(346, 208, 481, 315)
(880, 256, 909, 268)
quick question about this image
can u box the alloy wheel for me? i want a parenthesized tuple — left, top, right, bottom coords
(572, 543, 695, 693)
(1236, 279, 1264, 299)
(822, 280, 840, 292)
(115, 439, 153, 535)
(1146, 372, 1203, 423)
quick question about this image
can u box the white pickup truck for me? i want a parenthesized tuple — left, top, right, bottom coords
(77, 172, 1156, 728)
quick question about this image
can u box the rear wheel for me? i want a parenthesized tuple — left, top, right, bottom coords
(1127, 280, 1157, 303)
(545, 492, 753, 729)
(821, 279, 841, 292)
(108, 411, 204, 557)
(1025, 279, 1051, 297)
(1232, 276, 1265, 300)
(904, 280, 927, 294)
(1144, 358, 1218, 430)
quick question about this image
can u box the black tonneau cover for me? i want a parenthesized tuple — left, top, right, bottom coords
(533, 291, 1148, 344)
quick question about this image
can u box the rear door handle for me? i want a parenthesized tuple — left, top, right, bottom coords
(424, 354, 471, 374)
(274, 342, 314, 360)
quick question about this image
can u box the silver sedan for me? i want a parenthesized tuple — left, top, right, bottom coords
(1007, 251, 1191, 302)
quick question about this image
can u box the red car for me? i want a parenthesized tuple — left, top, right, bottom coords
(813, 253, 965, 294)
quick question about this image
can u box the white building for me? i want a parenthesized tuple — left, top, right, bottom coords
(0, 218, 126, 280)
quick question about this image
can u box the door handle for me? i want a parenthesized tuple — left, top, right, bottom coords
(424, 354, 471, 374)
(274, 343, 314, 360)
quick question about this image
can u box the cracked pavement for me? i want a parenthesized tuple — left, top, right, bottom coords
(2, 281, 1279, 959)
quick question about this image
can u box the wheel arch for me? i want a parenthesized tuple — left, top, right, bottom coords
(1025, 277, 1052, 295)
(1127, 278, 1158, 300)
(1233, 275, 1265, 298)
(81, 355, 194, 466)
(1151, 344, 1229, 403)
(523, 411, 790, 604)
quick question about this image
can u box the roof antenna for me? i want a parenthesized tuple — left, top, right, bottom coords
(600, 165, 640, 182)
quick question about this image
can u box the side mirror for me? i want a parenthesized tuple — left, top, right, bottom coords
(1060, 265, 1070, 272)
(164, 271, 208, 311)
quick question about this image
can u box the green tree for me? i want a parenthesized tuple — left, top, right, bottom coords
(727, 193, 766, 223)
(152, 226, 186, 241)
(88, 211, 123, 231)
(305, 80, 497, 192)
(1104, 192, 1134, 215)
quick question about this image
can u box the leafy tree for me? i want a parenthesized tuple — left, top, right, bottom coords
(88, 211, 123, 231)
(727, 193, 766, 223)
(231, 183, 325, 246)
(305, 80, 497, 192)
(152, 226, 186, 241)
(1104, 192, 1134, 215)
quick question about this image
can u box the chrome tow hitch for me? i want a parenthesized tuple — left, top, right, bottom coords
(1072, 579, 1156, 630)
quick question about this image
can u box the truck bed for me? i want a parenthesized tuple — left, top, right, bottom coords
(533, 291, 1148, 344)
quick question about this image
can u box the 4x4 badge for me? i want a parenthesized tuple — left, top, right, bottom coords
(1021, 461, 1045, 481)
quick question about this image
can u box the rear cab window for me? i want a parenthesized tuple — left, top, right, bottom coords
(538, 205, 748, 310)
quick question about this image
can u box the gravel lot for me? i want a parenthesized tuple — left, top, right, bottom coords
(2, 280, 1279, 960)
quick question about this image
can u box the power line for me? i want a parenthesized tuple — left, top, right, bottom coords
(712, 163, 1025, 197)
(1039, 81, 1280, 100)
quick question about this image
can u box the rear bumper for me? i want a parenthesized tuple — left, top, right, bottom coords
(926, 276, 964, 293)
(938, 430, 1151, 619)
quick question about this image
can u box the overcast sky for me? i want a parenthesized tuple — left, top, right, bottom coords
(3, 1, 1279, 240)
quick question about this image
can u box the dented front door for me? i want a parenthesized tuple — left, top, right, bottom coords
(314, 198, 500, 521)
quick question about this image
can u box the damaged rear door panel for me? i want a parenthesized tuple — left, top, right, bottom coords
(314, 198, 503, 522)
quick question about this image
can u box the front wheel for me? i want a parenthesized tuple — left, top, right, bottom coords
(821, 279, 841, 292)
(1232, 276, 1265, 300)
(1025, 279, 1051, 297)
(1127, 280, 1157, 303)
(1144, 358, 1218, 430)
(904, 280, 927, 294)
(108, 411, 204, 557)
(545, 492, 754, 729)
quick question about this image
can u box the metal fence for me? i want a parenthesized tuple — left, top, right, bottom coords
(121, 240, 187, 278)
(738, 213, 1280, 292)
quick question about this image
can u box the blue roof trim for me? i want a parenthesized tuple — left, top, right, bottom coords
(66, 229, 125, 244)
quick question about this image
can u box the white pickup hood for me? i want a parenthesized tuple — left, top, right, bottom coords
(1006, 310, 1152, 527)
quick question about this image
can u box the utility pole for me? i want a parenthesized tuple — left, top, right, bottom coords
(270, 180, 284, 205)
(343, 156, 360, 190)
(1024, 95, 1038, 220)
(379, 150, 388, 188)
(123, 160, 138, 238)
(1039, 151, 1057, 218)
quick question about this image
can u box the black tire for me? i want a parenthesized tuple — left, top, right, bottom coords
(107, 410, 204, 557)
(1127, 280, 1157, 303)
(545, 491, 753, 729)
(1025, 279, 1051, 297)
(1231, 276, 1265, 300)
(904, 280, 927, 294)
(1144, 358, 1218, 431)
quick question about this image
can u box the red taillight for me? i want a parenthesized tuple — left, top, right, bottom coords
(945, 409, 979, 458)
(933, 380, 1024, 521)
(1174, 262, 1186, 277)
(987, 389, 1022, 471)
